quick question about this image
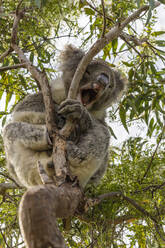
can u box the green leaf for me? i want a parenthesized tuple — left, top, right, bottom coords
(158, 0, 165, 4)
(84, 8, 95, 15)
(2, 115, 7, 127)
(30, 51, 34, 63)
(155, 110, 163, 127)
(0, 111, 6, 116)
(112, 39, 118, 56)
(122, 61, 134, 67)
(147, 117, 155, 137)
(156, 102, 165, 114)
(0, 90, 4, 101)
(152, 31, 165, 36)
(12, 55, 19, 64)
(152, 96, 157, 110)
(136, 0, 141, 8)
(119, 42, 126, 52)
(109, 126, 117, 139)
(5, 92, 12, 111)
(149, 62, 157, 74)
(127, 97, 138, 117)
(128, 68, 134, 81)
(146, 7, 152, 25)
(79, 0, 87, 8)
(155, 40, 165, 47)
(119, 105, 129, 133)
(145, 0, 155, 26)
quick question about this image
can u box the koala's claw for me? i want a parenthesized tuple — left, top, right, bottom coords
(58, 99, 83, 120)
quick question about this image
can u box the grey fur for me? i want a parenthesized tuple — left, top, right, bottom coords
(2, 45, 127, 188)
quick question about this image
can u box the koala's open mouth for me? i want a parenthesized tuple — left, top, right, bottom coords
(80, 83, 104, 107)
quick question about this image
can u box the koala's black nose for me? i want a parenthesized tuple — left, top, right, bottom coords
(96, 73, 109, 87)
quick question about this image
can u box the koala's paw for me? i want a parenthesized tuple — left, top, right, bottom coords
(58, 99, 84, 120)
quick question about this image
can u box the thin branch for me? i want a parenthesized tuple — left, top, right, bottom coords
(101, 0, 106, 38)
(0, 63, 26, 72)
(133, 181, 165, 194)
(120, 32, 148, 46)
(10, 8, 58, 134)
(120, 33, 146, 58)
(86, 0, 114, 23)
(0, 47, 13, 62)
(0, 172, 21, 186)
(109, 214, 137, 225)
(141, 124, 165, 182)
(147, 41, 165, 64)
(0, 229, 10, 248)
(0, 183, 21, 192)
(78, 212, 138, 226)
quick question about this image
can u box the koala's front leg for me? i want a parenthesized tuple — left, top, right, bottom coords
(3, 122, 52, 151)
(58, 99, 92, 132)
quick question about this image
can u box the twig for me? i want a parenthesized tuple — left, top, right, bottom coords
(120, 33, 146, 58)
(0, 63, 26, 72)
(86, 0, 114, 23)
(0, 172, 21, 186)
(101, 0, 106, 38)
(0, 183, 21, 192)
(0, 47, 13, 62)
(0, 229, 10, 248)
(37, 161, 54, 184)
(141, 124, 165, 182)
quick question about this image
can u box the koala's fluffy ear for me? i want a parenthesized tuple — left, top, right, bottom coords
(59, 44, 85, 73)
(59, 45, 85, 93)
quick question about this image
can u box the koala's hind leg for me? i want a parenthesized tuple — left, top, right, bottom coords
(3, 122, 51, 151)
(3, 122, 53, 187)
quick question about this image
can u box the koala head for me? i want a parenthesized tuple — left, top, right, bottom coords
(59, 45, 127, 112)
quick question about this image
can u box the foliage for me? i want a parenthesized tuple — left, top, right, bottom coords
(0, 0, 165, 247)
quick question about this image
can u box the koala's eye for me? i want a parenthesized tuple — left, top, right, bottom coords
(97, 73, 109, 86)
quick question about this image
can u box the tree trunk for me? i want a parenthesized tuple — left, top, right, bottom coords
(19, 184, 83, 248)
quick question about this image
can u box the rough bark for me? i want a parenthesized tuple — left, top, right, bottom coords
(19, 184, 83, 248)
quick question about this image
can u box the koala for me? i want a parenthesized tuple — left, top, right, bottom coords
(2, 45, 127, 188)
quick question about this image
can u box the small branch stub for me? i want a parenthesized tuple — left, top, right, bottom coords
(37, 161, 54, 184)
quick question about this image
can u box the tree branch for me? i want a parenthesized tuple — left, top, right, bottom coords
(101, 0, 106, 38)
(19, 184, 83, 248)
(141, 124, 165, 182)
(0, 182, 21, 192)
(11, 8, 58, 135)
(0, 47, 13, 62)
(0, 63, 26, 72)
(86, 1, 159, 56)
